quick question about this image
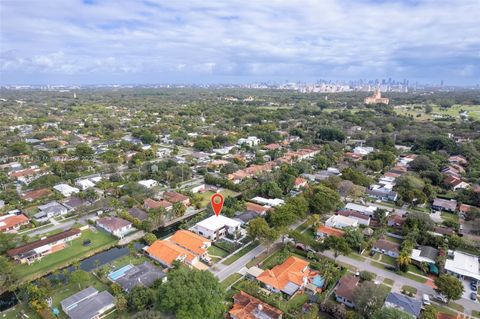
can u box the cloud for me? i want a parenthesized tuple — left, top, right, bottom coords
(0, 0, 479, 84)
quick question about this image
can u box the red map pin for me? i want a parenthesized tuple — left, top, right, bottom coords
(211, 193, 224, 217)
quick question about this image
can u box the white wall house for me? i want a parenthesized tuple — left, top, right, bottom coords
(138, 179, 159, 189)
(53, 184, 80, 197)
(325, 215, 358, 229)
(191, 215, 242, 241)
(76, 179, 95, 191)
(237, 136, 261, 147)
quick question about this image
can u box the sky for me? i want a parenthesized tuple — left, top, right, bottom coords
(0, 0, 479, 85)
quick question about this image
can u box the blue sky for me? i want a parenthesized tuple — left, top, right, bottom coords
(0, 0, 479, 85)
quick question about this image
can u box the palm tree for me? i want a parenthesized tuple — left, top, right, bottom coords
(307, 214, 322, 230)
(419, 261, 429, 274)
(397, 251, 411, 272)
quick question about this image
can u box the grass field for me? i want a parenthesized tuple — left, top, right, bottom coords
(198, 189, 239, 207)
(472, 310, 480, 318)
(221, 273, 243, 289)
(15, 229, 117, 281)
(348, 253, 366, 262)
(383, 278, 394, 286)
(395, 104, 480, 121)
(208, 245, 230, 258)
(380, 255, 396, 266)
(401, 285, 417, 295)
(441, 211, 459, 223)
(385, 235, 403, 244)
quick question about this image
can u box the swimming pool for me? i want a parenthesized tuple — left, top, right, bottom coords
(108, 264, 133, 281)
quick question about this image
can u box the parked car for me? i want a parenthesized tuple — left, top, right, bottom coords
(385, 265, 396, 271)
(422, 294, 431, 305)
(470, 292, 477, 301)
(434, 294, 448, 303)
(472, 284, 478, 292)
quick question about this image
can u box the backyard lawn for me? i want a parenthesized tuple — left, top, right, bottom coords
(208, 245, 230, 258)
(198, 189, 240, 207)
(441, 211, 459, 223)
(15, 229, 117, 281)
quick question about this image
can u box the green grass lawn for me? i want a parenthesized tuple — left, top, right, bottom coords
(198, 190, 239, 207)
(401, 285, 417, 295)
(208, 245, 230, 258)
(472, 310, 480, 318)
(441, 211, 459, 223)
(407, 264, 425, 275)
(403, 271, 428, 283)
(15, 229, 117, 281)
(383, 278, 394, 286)
(221, 273, 243, 289)
(222, 242, 259, 265)
(380, 255, 396, 266)
(295, 221, 310, 233)
(446, 301, 464, 313)
(395, 104, 480, 121)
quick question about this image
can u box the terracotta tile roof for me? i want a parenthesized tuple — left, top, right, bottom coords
(317, 225, 345, 238)
(335, 275, 360, 302)
(229, 291, 283, 319)
(144, 198, 172, 210)
(0, 214, 29, 232)
(458, 204, 473, 213)
(257, 256, 311, 291)
(246, 202, 269, 215)
(9, 167, 43, 178)
(169, 230, 210, 255)
(294, 177, 307, 186)
(163, 191, 189, 204)
(146, 240, 195, 266)
(264, 143, 282, 150)
(21, 188, 52, 201)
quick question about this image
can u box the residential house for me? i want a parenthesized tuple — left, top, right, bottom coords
(108, 262, 166, 292)
(75, 179, 95, 191)
(229, 291, 283, 319)
(163, 191, 190, 206)
(335, 275, 360, 308)
(372, 239, 400, 258)
(344, 203, 377, 217)
(384, 292, 422, 318)
(8, 166, 46, 184)
(325, 215, 358, 229)
(367, 188, 398, 201)
(146, 230, 211, 268)
(316, 225, 345, 239)
(54, 183, 80, 197)
(7, 228, 81, 264)
(337, 210, 371, 226)
(96, 217, 132, 238)
(411, 246, 438, 266)
(21, 188, 52, 202)
(144, 198, 172, 211)
(128, 207, 148, 221)
(138, 179, 158, 189)
(34, 201, 68, 221)
(0, 212, 29, 232)
(61, 287, 115, 319)
(245, 202, 270, 216)
(250, 197, 285, 207)
(256, 256, 322, 298)
(237, 136, 261, 147)
(432, 198, 457, 212)
(448, 155, 467, 166)
(62, 197, 90, 211)
(445, 250, 480, 281)
(191, 215, 242, 241)
(294, 177, 308, 190)
(388, 214, 406, 228)
(443, 175, 470, 191)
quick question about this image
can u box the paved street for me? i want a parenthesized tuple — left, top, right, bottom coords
(320, 251, 480, 315)
(20, 212, 97, 237)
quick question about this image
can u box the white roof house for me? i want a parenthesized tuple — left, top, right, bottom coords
(191, 215, 242, 241)
(445, 250, 480, 281)
(54, 184, 80, 197)
(138, 179, 158, 189)
(353, 146, 374, 155)
(251, 197, 285, 207)
(345, 203, 378, 217)
(237, 136, 261, 147)
(325, 215, 358, 229)
(75, 179, 95, 191)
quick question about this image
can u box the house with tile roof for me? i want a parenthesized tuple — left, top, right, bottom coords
(145, 240, 197, 268)
(229, 291, 283, 319)
(96, 217, 132, 238)
(256, 256, 321, 298)
(169, 230, 211, 256)
(21, 188, 52, 202)
(163, 191, 190, 206)
(245, 202, 270, 216)
(0, 212, 29, 232)
(335, 275, 360, 307)
(316, 225, 345, 239)
(144, 198, 172, 211)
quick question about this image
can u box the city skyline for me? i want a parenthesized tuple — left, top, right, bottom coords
(1, 0, 479, 85)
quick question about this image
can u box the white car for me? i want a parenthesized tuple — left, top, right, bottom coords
(422, 294, 431, 305)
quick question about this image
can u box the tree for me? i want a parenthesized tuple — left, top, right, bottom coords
(371, 307, 413, 319)
(74, 143, 94, 160)
(305, 184, 341, 214)
(341, 168, 373, 187)
(343, 227, 365, 253)
(359, 271, 375, 282)
(117, 294, 128, 312)
(172, 202, 186, 217)
(434, 275, 464, 303)
(193, 138, 213, 151)
(128, 286, 155, 311)
(397, 251, 411, 272)
(317, 127, 346, 142)
(424, 104, 433, 114)
(420, 305, 437, 319)
(132, 310, 165, 319)
(247, 218, 279, 251)
(0, 256, 18, 291)
(144, 232, 157, 245)
(69, 269, 89, 289)
(324, 236, 351, 261)
(353, 282, 389, 318)
(157, 266, 225, 319)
